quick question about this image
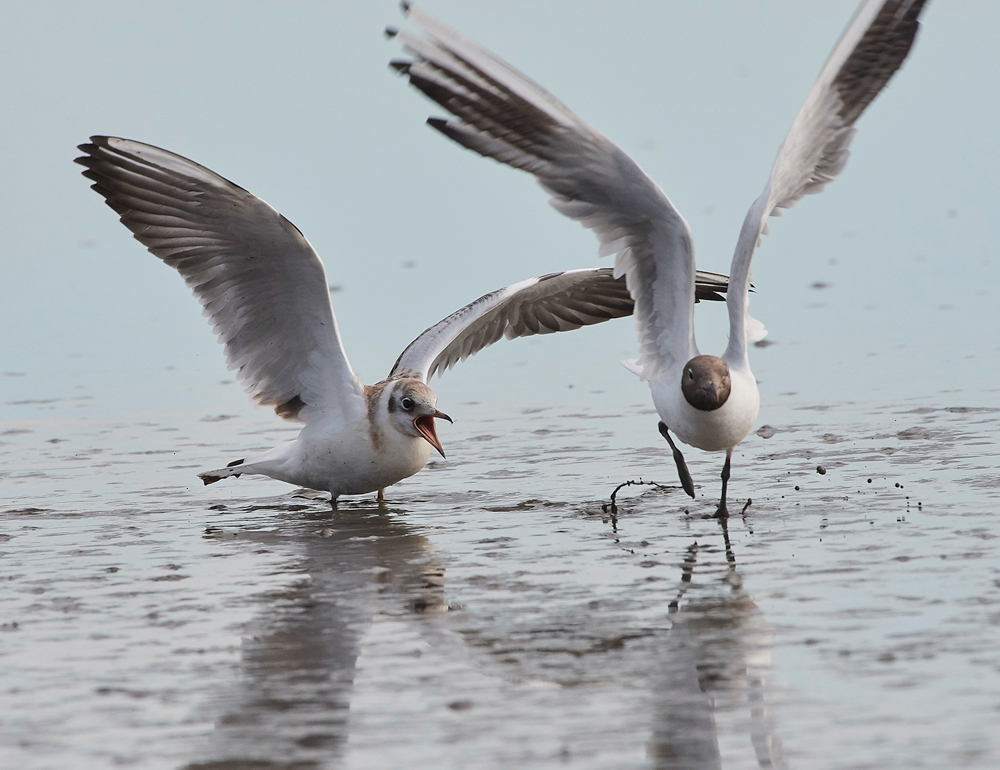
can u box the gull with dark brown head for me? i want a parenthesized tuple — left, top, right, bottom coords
(390, 0, 927, 516)
(76, 136, 730, 507)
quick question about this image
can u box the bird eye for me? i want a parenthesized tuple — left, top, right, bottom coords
(401, 397, 415, 411)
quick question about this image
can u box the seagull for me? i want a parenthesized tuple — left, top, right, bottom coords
(389, 0, 926, 516)
(76, 136, 731, 506)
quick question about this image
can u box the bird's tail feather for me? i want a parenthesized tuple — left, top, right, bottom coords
(620, 358, 644, 378)
(198, 458, 245, 486)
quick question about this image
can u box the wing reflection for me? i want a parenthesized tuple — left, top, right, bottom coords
(185, 504, 445, 769)
(181, 500, 782, 769)
(650, 518, 783, 769)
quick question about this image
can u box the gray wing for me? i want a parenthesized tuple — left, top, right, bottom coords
(723, 0, 926, 368)
(389, 5, 700, 382)
(76, 136, 365, 423)
(391, 268, 729, 381)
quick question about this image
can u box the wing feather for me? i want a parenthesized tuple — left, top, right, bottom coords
(724, 0, 926, 365)
(391, 6, 700, 381)
(391, 268, 729, 381)
(76, 136, 365, 422)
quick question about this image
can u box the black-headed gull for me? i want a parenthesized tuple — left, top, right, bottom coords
(76, 136, 730, 506)
(390, 0, 926, 516)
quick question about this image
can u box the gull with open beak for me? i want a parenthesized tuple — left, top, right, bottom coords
(76, 136, 732, 506)
(390, 0, 926, 516)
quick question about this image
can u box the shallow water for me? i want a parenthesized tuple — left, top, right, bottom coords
(3, 4, 1000, 766)
(3, 390, 999, 769)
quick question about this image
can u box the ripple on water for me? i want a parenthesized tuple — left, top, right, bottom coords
(0, 398, 998, 768)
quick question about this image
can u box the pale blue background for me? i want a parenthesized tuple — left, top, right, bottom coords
(2, 1, 997, 419)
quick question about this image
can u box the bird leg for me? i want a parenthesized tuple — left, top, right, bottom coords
(658, 422, 695, 499)
(715, 449, 732, 519)
(377, 488, 385, 504)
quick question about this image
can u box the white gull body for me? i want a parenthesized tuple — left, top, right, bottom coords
(391, 0, 926, 514)
(76, 136, 731, 506)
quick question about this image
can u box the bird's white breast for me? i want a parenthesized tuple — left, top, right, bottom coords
(651, 363, 760, 453)
(271, 411, 432, 497)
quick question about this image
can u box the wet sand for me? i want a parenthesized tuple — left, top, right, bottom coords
(2, 394, 999, 769)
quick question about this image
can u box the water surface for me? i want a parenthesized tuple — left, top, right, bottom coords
(3, 391, 998, 769)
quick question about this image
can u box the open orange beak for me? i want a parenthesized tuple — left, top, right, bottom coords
(414, 410, 452, 458)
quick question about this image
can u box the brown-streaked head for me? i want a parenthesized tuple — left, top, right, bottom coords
(681, 355, 731, 411)
(388, 379, 453, 457)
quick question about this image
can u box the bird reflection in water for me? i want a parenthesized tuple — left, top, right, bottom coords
(650, 517, 783, 769)
(183, 500, 446, 770)
(183, 497, 782, 769)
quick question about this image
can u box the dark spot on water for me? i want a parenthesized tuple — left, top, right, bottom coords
(484, 499, 560, 512)
(95, 687, 151, 699)
(297, 734, 338, 749)
(897, 427, 933, 440)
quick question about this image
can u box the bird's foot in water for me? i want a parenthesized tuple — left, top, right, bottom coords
(713, 450, 733, 519)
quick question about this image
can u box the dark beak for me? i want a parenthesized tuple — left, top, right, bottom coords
(414, 410, 452, 458)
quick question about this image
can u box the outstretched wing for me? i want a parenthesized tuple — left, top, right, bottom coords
(76, 136, 365, 423)
(392, 267, 731, 381)
(723, 0, 926, 366)
(389, 5, 700, 382)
